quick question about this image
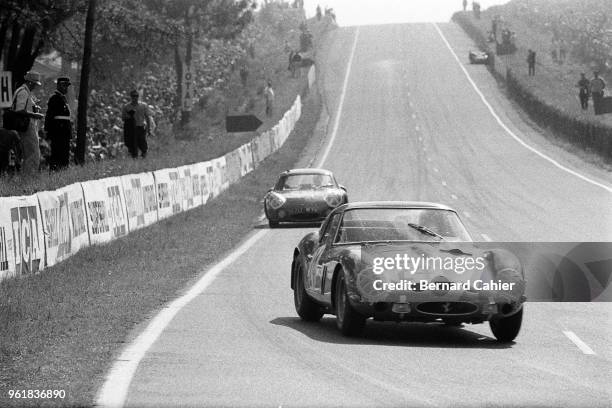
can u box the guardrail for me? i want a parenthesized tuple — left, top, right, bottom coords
(0, 67, 313, 281)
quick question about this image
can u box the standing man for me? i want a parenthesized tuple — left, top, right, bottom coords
(590, 71, 606, 113)
(45, 77, 73, 170)
(12, 71, 44, 174)
(527, 49, 536, 76)
(122, 89, 152, 158)
(264, 81, 275, 117)
(576, 73, 590, 111)
(463, 0, 468, 11)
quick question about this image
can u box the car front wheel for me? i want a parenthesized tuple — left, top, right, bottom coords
(489, 307, 523, 342)
(293, 261, 323, 321)
(334, 270, 366, 336)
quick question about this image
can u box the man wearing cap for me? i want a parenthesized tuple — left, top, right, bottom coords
(122, 89, 152, 158)
(45, 77, 73, 170)
(12, 71, 44, 174)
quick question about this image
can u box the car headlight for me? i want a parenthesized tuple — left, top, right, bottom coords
(325, 193, 342, 207)
(267, 192, 286, 210)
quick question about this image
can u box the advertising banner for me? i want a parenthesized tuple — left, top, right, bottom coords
(37, 183, 89, 267)
(153, 168, 183, 220)
(224, 148, 242, 184)
(82, 177, 128, 245)
(0, 195, 45, 280)
(308, 66, 315, 90)
(195, 161, 212, 204)
(238, 143, 254, 176)
(120, 172, 158, 232)
(211, 156, 229, 194)
(186, 163, 204, 208)
(177, 164, 202, 211)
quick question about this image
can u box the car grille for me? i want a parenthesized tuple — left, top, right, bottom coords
(416, 302, 479, 316)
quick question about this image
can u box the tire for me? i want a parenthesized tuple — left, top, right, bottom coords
(268, 219, 279, 228)
(489, 307, 523, 342)
(293, 262, 323, 321)
(334, 270, 366, 336)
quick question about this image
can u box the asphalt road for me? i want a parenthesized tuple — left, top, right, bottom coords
(113, 23, 612, 407)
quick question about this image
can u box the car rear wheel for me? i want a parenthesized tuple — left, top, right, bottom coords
(268, 219, 279, 228)
(489, 307, 523, 342)
(334, 270, 366, 336)
(294, 262, 323, 321)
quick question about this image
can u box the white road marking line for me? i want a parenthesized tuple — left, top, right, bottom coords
(96, 27, 361, 408)
(96, 229, 269, 408)
(563, 331, 596, 355)
(451, 194, 458, 200)
(316, 27, 360, 168)
(432, 23, 612, 194)
(481, 233, 492, 241)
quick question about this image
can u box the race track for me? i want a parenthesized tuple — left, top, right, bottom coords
(105, 23, 612, 407)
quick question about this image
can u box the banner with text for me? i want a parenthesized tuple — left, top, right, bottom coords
(120, 172, 158, 232)
(82, 177, 128, 245)
(37, 183, 89, 267)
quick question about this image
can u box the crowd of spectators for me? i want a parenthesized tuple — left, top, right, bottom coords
(500, 0, 611, 71)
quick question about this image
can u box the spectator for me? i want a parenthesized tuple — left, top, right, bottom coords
(45, 77, 73, 170)
(590, 71, 606, 112)
(264, 80, 275, 117)
(316, 5, 322, 21)
(576, 73, 590, 110)
(463, 0, 468, 12)
(0, 128, 21, 175)
(12, 71, 44, 175)
(527, 49, 536, 76)
(122, 90, 152, 158)
(576, 73, 591, 110)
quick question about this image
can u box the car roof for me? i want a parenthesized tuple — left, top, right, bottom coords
(338, 201, 457, 212)
(281, 168, 333, 176)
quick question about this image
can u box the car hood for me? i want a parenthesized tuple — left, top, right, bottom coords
(343, 241, 524, 303)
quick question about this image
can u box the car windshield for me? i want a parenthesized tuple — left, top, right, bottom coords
(335, 208, 471, 243)
(276, 174, 335, 190)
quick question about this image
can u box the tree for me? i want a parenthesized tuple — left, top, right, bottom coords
(75, 0, 97, 165)
(0, 0, 84, 88)
(144, 0, 255, 129)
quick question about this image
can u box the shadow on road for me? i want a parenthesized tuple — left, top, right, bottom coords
(270, 316, 513, 349)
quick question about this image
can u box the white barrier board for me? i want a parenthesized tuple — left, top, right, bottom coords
(37, 183, 89, 267)
(82, 177, 128, 245)
(121, 172, 158, 232)
(0, 195, 45, 280)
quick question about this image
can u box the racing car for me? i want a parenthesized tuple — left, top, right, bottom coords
(291, 202, 526, 342)
(263, 168, 348, 228)
(469, 50, 491, 65)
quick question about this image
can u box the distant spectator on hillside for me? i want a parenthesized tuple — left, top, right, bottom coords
(590, 71, 606, 111)
(316, 5, 322, 21)
(264, 81, 275, 117)
(473, 2, 481, 19)
(463, 0, 467, 12)
(45, 77, 73, 170)
(576, 73, 590, 110)
(122, 90, 152, 158)
(527, 49, 536, 76)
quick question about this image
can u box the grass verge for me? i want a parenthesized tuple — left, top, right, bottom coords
(0, 81, 323, 407)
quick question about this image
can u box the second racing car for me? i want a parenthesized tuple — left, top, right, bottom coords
(264, 168, 348, 228)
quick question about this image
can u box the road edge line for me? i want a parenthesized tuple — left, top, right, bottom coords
(563, 331, 596, 355)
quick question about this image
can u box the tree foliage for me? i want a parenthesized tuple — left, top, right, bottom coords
(0, 0, 84, 87)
